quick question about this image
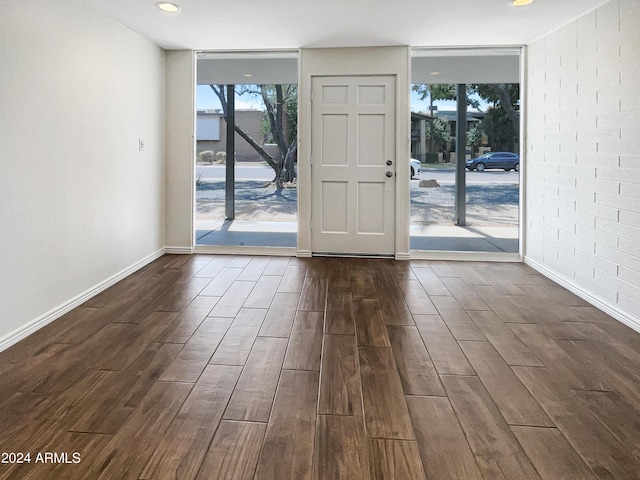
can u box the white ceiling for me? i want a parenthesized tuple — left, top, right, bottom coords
(83, 0, 608, 51)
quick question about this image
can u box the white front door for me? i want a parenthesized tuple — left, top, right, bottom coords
(310, 75, 396, 256)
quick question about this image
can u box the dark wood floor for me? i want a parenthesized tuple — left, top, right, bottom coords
(1, 255, 640, 480)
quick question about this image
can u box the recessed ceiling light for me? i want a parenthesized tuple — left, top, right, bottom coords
(243, 73, 254, 78)
(156, 2, 181, 13)
(510, 0, 534, 6)
(430, 71, 440, 75)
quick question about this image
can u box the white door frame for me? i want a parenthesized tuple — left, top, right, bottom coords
(297, 47, 412, 259)
(310, 75, 396, 256)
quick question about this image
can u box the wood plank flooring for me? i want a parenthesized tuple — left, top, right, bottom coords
(1, 255, 640, 480)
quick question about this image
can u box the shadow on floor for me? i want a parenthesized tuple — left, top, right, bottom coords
(410, 225, 518, 253)
(196, 221, 517, 253)
(197, 220, 297, 248)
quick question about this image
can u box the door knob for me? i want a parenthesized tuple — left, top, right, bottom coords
(386, 171, 393, 178)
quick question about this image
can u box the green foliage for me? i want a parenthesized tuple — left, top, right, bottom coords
(472, 84, 519, 109)
(261, 116, 272, 143)
(425, 152, 439, 163)
(195, 172, 205, 187)
(210, 83, 298, 187)
(238, 83, 297, 142)
(413, 83, 518, 112)
(479, 106, 518, 152)
(426, 117, 451, 152)
(412, 83, 482, 109)
(412, 84, 455, 102)
(466, 124, 485, 150)
(412, 82, 519, 152)
(198, 150, 215, 164)
(285, 92, 298, 144)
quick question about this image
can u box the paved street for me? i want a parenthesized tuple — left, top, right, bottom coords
(197, 164, 520, 185)
(418, 167, 519, 185)
(197, 165, 275, 181)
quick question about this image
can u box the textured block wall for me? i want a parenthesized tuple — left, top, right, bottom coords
(526, 0, 640, 321)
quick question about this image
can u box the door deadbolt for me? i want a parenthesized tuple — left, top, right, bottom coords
(386, 160, 393, 166)
(386, 171, 393, 178)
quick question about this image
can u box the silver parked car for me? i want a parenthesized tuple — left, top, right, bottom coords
(410, 158, 421, 178)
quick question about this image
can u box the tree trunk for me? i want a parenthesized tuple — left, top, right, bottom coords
(209, 85, 281, 184)
(281, 135, 297, 183)
(487, 84, 519, 126)
(428, 90, 435, 153)
(260, 85, 291, 189)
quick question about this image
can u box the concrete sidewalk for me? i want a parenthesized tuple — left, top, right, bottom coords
(195, 201, 518, 253)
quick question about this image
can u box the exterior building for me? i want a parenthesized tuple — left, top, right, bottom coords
(196, 109, 265, 161)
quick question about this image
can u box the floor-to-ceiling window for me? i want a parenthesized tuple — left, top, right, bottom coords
(195, 52, 298, 251)
(410, 49, 522, 257)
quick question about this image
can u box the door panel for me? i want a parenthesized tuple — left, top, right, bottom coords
(357, 182, 386, 234)
(311, 75, 396, 255)
(358, 115, 386, 166)
(321, 115, 349, 165)
(321, 182, 349, 233)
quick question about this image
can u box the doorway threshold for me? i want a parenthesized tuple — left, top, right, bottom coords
(312, 252, 395, 259)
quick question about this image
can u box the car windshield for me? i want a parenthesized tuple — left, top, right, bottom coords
(476, 153, 492, 159)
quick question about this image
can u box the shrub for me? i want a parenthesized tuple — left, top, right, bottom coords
(198, 150, 214, 164)
(425, 152, 439, 163)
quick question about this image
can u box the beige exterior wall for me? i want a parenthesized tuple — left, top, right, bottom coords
(197, 110, 265, 161)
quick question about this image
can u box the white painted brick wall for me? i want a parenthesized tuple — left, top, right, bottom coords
(618, 293, 640, 318)
(619, 239, 640, 259)
(574, 247, 618, 275)
(620, 210, 640, 228)
(596, 243, 640, 273)
(526, 0, 640, 325)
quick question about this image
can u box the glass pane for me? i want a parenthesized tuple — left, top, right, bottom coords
(194, 54, 298, 249)
(410, 81, 520, 253)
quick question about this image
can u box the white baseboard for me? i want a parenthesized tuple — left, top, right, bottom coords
(0, 248, 166, 353)
(296, 249, 313, 258)
(411, 250, 522, 262)
(165, 246, 194, 254)
(525, 257, 640, 334)
(395, 252, 411, 261)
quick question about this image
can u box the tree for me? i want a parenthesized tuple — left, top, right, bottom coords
(466, 123, 485, 154)
(412, 83, 519, 152)
(473, 84, 519, 125)
(473, 84, 519, 152)
(257, 85, 297, 186)
(426, 117, 452, 155)
(412, 84, 457, 153)
(478, 107, 518, 152)
(209, 84, 297, 189)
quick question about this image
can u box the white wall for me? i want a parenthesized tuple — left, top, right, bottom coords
(165, 51, 195, 252)
(0, 0, 166, 345)
(525, 0, 640, 330)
